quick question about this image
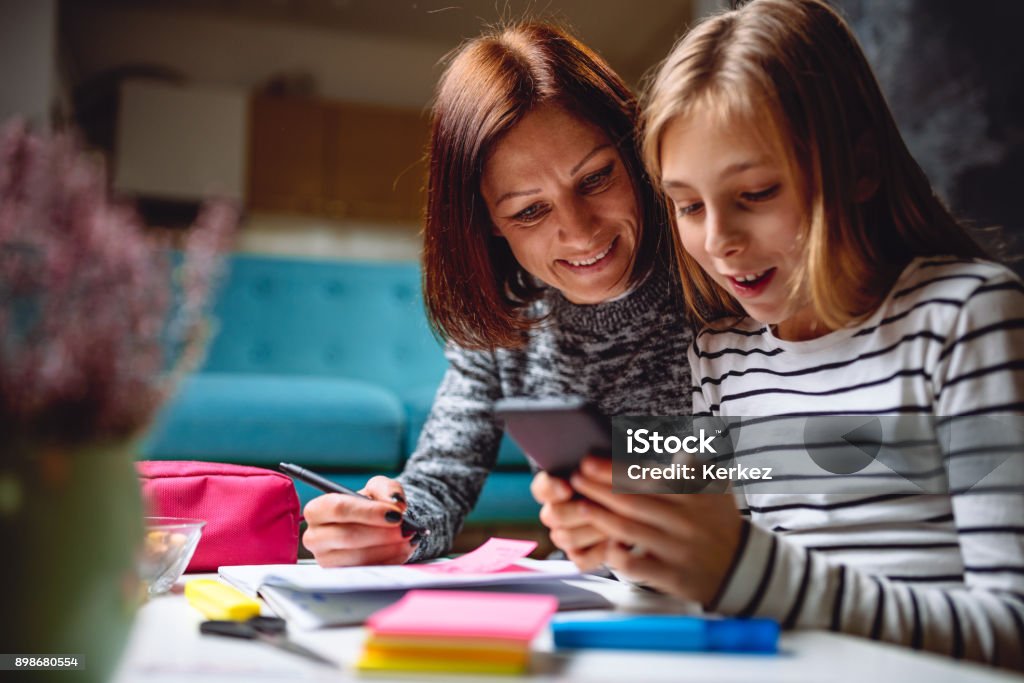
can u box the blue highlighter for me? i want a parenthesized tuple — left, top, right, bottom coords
(551, 615, 779, 654)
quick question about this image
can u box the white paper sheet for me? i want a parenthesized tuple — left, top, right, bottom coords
(219, 558, 582, 595)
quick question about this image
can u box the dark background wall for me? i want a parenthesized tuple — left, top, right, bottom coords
(833, 0, 1024, 272)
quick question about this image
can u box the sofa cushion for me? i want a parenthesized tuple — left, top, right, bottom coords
(288, 472, 540, 526)
(201, 256, 447, 395)
(290, 473, 379, 513)
(400, 385, 530, 471)
(399, 383, 440, 459)
(143, 373, 405, 470)
(495, 434, 530, 470)
(465, 473, 541, 524)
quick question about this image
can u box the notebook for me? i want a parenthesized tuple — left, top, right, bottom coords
(259, 577, 614, 629)
(219, 538, 580, 595)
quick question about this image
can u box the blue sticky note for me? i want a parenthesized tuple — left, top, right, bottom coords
(706, 618, 779, 653)
(551, 615, 778, 654)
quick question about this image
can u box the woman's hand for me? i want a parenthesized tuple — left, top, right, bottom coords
(531, 468, 609, 571)
(569, 457, 744, 606)
(302, 476, 418, 567)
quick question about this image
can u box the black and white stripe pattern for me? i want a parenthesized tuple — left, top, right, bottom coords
(692, 257, 1024, 670)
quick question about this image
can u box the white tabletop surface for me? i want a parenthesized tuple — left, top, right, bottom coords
(110, 572, 1023, 683)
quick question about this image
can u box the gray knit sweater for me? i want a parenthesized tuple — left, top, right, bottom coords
(398, 265, 694, 560)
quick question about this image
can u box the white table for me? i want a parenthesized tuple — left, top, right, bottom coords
(111, 574, 1022, 683)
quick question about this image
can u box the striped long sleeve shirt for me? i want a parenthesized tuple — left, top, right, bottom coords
(690, 257, 1024, 670)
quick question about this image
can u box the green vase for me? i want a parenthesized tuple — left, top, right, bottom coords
(0, 439, 143, 682)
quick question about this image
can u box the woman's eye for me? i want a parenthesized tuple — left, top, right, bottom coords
(513, 203, 547, 223)
(741, 184, 780, 202)
(580, 164, 614, 192)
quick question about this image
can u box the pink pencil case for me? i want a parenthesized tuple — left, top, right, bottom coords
(136, 460, 300, 571)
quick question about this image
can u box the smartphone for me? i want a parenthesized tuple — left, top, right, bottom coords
(494, 396, 611, 477)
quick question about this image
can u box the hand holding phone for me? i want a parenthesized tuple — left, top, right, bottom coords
(494, 396, 611, 478)
(500, 397, 615, 573)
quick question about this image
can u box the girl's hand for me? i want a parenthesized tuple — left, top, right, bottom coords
(302, 476, 418, 567)
(570, 457, 744, 606)
(531, 469, 609, 571)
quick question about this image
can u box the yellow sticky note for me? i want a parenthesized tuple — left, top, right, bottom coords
(356, 649, 526, 675)
(185, 579, 261, 621)
(363, 642, 528, 666)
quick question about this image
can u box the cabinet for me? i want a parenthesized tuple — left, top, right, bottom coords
(246, 95, 326, 214)
(247, 95, 429, 223)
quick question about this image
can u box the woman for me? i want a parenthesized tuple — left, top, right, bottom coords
(301, 22, 693, 566)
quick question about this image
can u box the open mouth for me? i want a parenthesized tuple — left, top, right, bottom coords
(560, 237, 617, 270)
(728, 268, 776, 296)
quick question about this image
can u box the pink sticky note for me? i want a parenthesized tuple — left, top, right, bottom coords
(414, 538, 537, 575)
(367, 590, 558, 641)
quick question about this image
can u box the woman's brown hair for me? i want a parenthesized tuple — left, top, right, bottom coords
(423, 22, 671, 349)
(642, 0, 986, 329)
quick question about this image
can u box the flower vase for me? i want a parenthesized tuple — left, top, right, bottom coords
(0, 439, 143, 683)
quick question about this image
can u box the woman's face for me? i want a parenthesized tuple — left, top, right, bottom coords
(659, 108, 823, 340)
(480, 105, 640, 304)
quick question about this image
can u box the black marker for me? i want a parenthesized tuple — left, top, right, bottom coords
(279, 462, 429, 539)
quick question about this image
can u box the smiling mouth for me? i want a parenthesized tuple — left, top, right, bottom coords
(727, 268, 776, 295)
(561, 238, 617, 269)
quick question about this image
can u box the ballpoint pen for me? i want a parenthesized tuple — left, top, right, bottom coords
(279, 462, 429, 538)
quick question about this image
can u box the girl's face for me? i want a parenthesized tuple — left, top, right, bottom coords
(660, 109, 823, 340)
(481, 105, 639, 305)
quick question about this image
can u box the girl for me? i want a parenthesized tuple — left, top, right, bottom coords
(302, 23, 691, 568)
(540, 0, 1024, 669)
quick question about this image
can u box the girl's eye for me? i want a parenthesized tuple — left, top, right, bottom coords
(579, 164, 614, 192)
(676, 201, 704, 218)
(513, 203, 548, 223)
(741, 184, 780, 202)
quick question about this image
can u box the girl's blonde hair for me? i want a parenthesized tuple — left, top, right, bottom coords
(642, 0, 985, 328)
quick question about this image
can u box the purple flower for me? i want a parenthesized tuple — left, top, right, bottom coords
(0, 120, 237, 444)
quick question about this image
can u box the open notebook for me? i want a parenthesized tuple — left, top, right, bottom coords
(219, 538, 578, 594)
(219, 538, 612, 629)
(219, 557, 584, 594)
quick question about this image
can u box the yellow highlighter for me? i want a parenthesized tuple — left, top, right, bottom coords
(185, 579, 262, 621)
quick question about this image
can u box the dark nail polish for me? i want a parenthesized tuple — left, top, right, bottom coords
(385, 510, 402, 523)
(401, 526, 415, 538)
(410, 533, 421, 546)
(391, 493, 406, 504)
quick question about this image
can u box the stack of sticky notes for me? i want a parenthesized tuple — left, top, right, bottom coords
(357, 590, 558, 675)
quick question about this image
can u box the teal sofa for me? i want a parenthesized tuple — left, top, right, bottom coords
(142, 253, 538, 524)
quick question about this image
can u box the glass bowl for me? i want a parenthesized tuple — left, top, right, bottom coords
(138, 517, 205, 596)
